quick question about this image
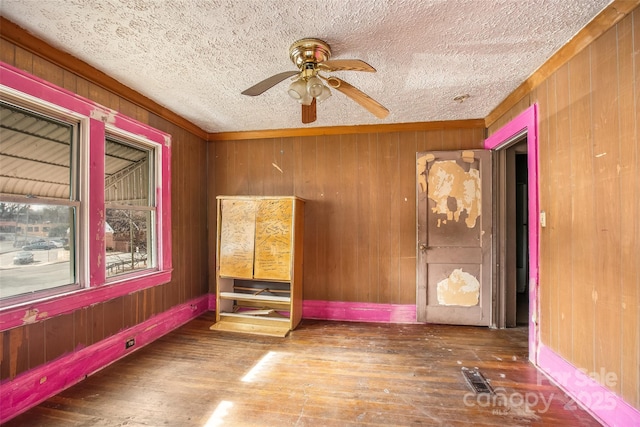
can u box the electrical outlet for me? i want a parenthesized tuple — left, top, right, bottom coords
(125, 338, 135, 349)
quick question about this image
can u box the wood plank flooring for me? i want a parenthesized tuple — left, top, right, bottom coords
(5, 313, 600, 426)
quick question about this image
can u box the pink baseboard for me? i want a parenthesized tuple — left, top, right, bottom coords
(208, 295, 416, 324)
(538, 344, 640, 427)
(0, 295, 209, 424)
(302, 300, 417, 323)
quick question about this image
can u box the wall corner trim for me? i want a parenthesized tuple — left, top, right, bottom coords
(0, 296, 209, 424)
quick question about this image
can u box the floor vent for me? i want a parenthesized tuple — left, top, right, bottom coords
(462, 367, 494, 394)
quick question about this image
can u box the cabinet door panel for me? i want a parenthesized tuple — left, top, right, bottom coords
(219, 199, 257, 278)
(254, 199, 293, 280)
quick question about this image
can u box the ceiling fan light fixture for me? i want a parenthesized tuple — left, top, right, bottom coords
(287, 78, 307, 100)
(299, 91, 313, 106)
(316, 85, 332, 103)
(306, 75, 324, 97)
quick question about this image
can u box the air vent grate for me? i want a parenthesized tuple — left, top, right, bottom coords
(462, 367, 494, 394)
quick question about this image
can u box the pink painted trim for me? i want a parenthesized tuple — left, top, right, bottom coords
(538, 344, 640, 426)
(0, 62, 173, 328)
(0, 296, 208, 424)
(0, 271, 171, 330)
(303, 300, 417, 323)
(89, 117, 106, 286)
(484, 104, 539, 362)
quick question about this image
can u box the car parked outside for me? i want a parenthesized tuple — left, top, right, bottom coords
(22, 241, 57, 250)
(13, 251, 34, 265)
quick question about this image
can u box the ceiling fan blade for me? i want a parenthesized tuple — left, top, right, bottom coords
(302, 98, 317, 124)
(241, 71, 299, 96)
(324, 77, 389, 119)
(318, 59, 376, 72)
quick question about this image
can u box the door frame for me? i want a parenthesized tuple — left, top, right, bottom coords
(484, 104, 539, 363)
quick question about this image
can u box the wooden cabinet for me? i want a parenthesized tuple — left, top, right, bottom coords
(210, 196, 304, 337)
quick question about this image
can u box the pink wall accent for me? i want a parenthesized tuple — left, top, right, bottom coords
(484, 104, 539, 362)
(538, 344, 640, 427)
(303, 300, 417, 323)
(0, 62, 173, 330)
(0, 295, 208, 424)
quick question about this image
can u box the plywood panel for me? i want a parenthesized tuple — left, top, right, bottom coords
(618, 10, 639, 408)
(387, 133, 402, 303)
(399, 131, 418, 304)
(356, 133, 374, 302)
(296, 136, 320, 300)
(319, 135, 340, 300)
(248, 138, 267, 194)
(567, 46, 596, 375)
(8, 327, 27, 379)
(591, 27, 622, 394)
(0, 38, 15, 64)
(26, 322, 45, 371)
(33, 56, 63, 87)
(123, 293, 139, 329)
(376, 132, 395, 303)
(553, 63, 573, 360)
(546, 72, 561, 351)
(340, 133, 358, 302)
(277, 137, 295, 195)
(14, 46, 33, 73)
(73, 308, 90, 349)
(44, 314, 74, 362)
(103, 298, 124, 338)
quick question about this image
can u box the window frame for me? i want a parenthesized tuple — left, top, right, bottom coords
(0, 63, 172, 327)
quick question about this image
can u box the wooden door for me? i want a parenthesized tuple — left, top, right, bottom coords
(416, 150, 492, 326)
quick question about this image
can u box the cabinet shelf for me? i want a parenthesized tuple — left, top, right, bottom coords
(220, 312, 290, 322)
(219, 292, 291, 303)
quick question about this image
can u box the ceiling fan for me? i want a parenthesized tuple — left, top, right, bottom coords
(241, 38, 389, 124)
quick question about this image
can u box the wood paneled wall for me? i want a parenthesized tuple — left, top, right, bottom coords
(0, 37, 209, 381)
(488, 9, 639, 410)
(209, 128, 485, 304)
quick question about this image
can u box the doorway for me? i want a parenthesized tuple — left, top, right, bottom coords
(484, 104, 539, 360)
(495, 137, 529, 328)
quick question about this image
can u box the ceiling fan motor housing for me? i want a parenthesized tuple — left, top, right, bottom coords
(289, 38, 331, 70)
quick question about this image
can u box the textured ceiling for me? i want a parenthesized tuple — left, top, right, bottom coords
(1, 0, 611, 133)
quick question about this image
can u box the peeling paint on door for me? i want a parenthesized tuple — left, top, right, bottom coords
(427, 160, 481, 228)
(437, 269, 480, 306)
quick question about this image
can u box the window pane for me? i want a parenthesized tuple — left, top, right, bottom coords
(105, 138, 151, 206)
(0, 102, 73, 199)
(105, 208, 153, 277)
(0, 202, 75, 299)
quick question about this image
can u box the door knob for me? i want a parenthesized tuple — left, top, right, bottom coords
(419, 243, 427, 252)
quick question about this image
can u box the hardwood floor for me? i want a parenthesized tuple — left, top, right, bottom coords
(5, 312, 600, 426)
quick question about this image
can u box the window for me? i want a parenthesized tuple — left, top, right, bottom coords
(105, 136, 156, 278)
(0, 63, 172, 312)
(0, 101, 79, 300)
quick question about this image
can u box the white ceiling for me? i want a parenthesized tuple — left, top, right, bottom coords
(1, 0, 611, 133)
